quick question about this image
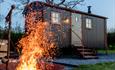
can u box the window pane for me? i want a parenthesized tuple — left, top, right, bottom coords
(52, 18, 56, 23)
(52, 12, 55, 18)
(86, 18, 92, 29)
(51, 12, 60, 24)
(89, 23, 92, 28)
(86, 19, 89, 28)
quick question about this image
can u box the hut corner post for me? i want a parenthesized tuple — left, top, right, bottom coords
(104, 19, 108, 55)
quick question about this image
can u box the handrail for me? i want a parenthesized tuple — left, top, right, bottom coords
(71, 29, 85, 56)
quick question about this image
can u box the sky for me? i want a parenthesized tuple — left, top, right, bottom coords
(0, 0, 115, 32)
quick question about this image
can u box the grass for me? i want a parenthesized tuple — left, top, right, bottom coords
(98, 50, 115, 54)
(73, 62, 115, 70)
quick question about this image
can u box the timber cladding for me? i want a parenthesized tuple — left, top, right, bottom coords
(44, 7, 71, 48)
(23, 2, 71, 48)
(82, 15, 106, 49)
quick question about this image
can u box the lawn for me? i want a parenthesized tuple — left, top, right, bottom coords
(98, 50, 115, 54)
(73, 62, 115, 70)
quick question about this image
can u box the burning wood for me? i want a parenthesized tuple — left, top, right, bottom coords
(0, 62, 64, 70)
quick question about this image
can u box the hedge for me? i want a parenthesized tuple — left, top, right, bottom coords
(0, 31, 24, 52)
(108, 32, 115, 49)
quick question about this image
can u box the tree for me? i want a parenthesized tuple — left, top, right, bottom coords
(12, 0, 85, 8)
(63, 0, 85, 8)
(12, 0, 30, 4)
(0, 14, 4, 22)
(0, 0, 85, 34)
(45, 0, 85, 8)
(12, 23, 23, 33)
(0, 0, 4, 3)
(108, 28, 115, 33)
(45, 0, 65, 6)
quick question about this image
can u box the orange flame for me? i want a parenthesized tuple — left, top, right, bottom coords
(16, 11, 56, 70)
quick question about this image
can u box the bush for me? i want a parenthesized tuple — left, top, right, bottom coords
(11, 32, 24, 51)
(108, 45, 115, 50)
(108, 32, 115, 50)
(0, 31, 24, 52)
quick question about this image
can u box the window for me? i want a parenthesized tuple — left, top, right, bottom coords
(51, 12, 60, 24)
(76, 17, 78, 22)
(63, 18, 70, 24)
(86, 18, 92, 29)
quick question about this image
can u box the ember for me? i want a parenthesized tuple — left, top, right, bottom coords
(15, 10, 63, 70)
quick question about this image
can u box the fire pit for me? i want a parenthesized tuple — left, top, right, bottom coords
(0, 62, 64, 70)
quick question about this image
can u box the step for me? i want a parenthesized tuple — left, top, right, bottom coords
(76, 46, 89, 49)
(77, 49, 92, 51)
(83, 56, 98, 59)
(75, 45, 98, 59)
(76, 46, 86, 47)
(80, 52, 95, 55)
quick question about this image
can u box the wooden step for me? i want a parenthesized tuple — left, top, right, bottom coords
(76, 46, 89, 49)
(75, 46, 98, 59)
(77, 49, 92, 51)
(80, 52, 95, 55)
(83, 56, 98, 59)
(76, 46, 87, 48)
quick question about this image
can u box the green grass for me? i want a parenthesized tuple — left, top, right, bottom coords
(98, 50, 115, 54)
(73, 62, 115, 70)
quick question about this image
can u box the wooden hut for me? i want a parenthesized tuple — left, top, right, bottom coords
(23, 1, 108, 58)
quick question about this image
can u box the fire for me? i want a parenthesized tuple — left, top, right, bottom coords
(16, 11, 56, 70)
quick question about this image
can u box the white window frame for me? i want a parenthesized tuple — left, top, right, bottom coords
(86, 18, 92, 29)
(51, 12, 60, 24)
